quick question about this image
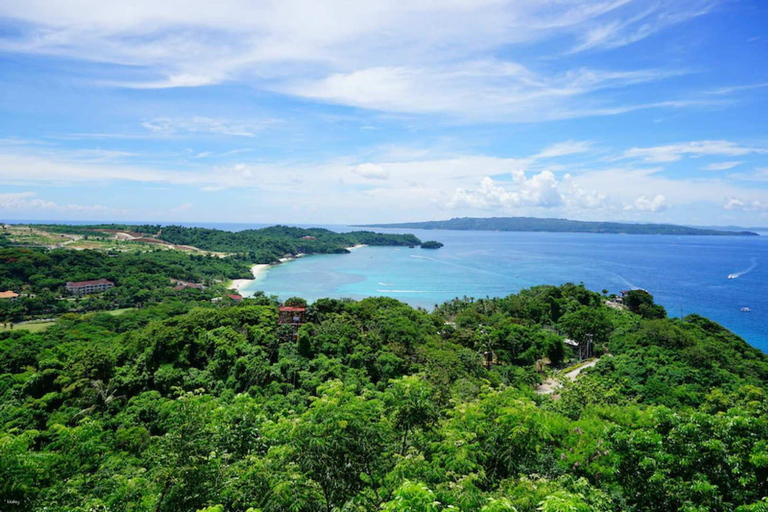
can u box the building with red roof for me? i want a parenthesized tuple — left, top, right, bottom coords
(65, 279, 114, 296)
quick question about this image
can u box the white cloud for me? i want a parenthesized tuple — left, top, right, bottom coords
(142, 117, 275, 137)
(624, 194, 669, 212)
(561, 174, 608, 209)
(281, 63, 685, 120)
(352, 163, 389, 180)
(724, 197, 768, 212)
(449, 170, 563, 210)
(622, 140, 763, 163)
(533, 140, 593, 159)
(0, 192, 110, 213)
(703, 161, 742, 171)
(570, 1, 713, 53)
(0, 0, 708, 120)
(729, 168, 768, 182)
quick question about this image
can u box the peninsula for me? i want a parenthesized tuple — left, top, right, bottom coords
(360, 216, 760, 236)
(9, 223, 433, 263)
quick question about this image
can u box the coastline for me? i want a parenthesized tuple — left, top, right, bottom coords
(229, 264, 271, 293)
(230, 246, 366, 295)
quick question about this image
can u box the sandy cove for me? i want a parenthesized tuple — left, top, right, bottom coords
(229, 264, 271, 293)
(230, 246, 367, 294)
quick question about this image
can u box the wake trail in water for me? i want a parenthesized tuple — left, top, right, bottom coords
(611, 273, 640, 290)
(410, 254, 517, 280)
(728, 258, 759, 279)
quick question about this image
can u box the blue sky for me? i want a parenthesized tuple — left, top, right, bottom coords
(0, 0, 767, 225)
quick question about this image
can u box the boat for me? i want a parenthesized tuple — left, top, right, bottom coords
(740, 307, 751, 312)
(728, 274, 738, 279)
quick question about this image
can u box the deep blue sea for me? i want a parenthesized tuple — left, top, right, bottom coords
(239, 228, 768, 352)
(8, 220, 767, 351)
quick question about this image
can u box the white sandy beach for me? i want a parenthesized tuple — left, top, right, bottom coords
(229, 264, 271, 293)
(346, 244, 368, 250)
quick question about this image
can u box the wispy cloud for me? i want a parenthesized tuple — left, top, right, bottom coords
(622, 140, 764, 163)
(570, 1, 715, 53)
(708, 82, 768, 95)
(142, 117, 277, 137)
(703, 161, 742, 171)
(0, 0, 711, 121)
(0, 191, 114, 213)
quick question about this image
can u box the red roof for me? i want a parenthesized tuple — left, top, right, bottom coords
(279, 306, 306, 312)
(66, 278, 114, 288)
(227, 294, 243, 300)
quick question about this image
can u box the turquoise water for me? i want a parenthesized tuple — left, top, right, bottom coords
(243, 229, 768, 352)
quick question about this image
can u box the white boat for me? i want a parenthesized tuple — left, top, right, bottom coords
(728, 274, 738, 279)
(740, 307, 751, 312)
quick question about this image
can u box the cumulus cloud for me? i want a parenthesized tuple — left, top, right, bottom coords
(624, 194, 669, 212)
(561, 174, 608, 209)
(724, 197, 768, 212)
(449, 170, 563, 211)
(352, 163, 389, 180)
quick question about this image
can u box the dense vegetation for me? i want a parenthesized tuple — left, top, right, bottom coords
(1, 283, 766, 511)
(363, 217, 759, 236)
(421, 241, 444, 249)
(0, 247, 252, 321)
(25, 224, 428, 263)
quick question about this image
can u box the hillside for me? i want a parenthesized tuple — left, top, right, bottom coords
(17, 224, 427, 262)
(1, 284, 767, 511)
(361, 217, 760, 236)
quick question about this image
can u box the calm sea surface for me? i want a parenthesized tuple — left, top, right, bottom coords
(241, 228, 768, 352)
(10, 220, 767, 351)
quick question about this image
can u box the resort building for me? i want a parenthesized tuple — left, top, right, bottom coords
(0, 290, 19, 302)
(171, 279, 206, 291)
(66, 279, 115, 296)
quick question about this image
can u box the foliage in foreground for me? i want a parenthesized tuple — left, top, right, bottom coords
(0, 284, 767, 511)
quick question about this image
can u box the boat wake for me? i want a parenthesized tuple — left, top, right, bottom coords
(728, 258, 758, 279)
(376, 289, 432, 293)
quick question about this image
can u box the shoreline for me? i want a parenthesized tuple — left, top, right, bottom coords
(229, 264, 271, 293)
(230, 246, 367, 295)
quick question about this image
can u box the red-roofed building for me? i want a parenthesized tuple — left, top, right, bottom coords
(171, 279, 206, 291)
(227, 294, 243, 302)
(300, 235, 317, 240)
(278, 305, 306, 325)
(66, 279, 114, 296)
(0, 290, 19, 302)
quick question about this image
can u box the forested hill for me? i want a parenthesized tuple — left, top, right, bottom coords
(2, 284, 768, 511)
(361, 216, 760, 236)
(29, 224, 426, 262)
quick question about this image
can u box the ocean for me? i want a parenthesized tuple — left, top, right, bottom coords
(241, 228, 768, 352)
(8, 219, 767, 351)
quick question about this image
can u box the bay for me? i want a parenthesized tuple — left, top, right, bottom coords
(242, 228, 768, 352)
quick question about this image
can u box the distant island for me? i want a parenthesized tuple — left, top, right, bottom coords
(360, 216, 760, 236)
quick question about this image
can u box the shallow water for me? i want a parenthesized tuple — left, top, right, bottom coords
(243, 228, 768, 352)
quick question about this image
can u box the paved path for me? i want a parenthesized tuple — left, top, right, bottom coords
(535, 358, 599, 395)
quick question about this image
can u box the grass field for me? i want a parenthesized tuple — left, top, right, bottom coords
(0, 320, 56, 333)
(104, 308, 135, 316)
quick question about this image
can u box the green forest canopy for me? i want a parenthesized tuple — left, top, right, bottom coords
(1, 283, 767, 511)
(22, 224, 429, 263)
